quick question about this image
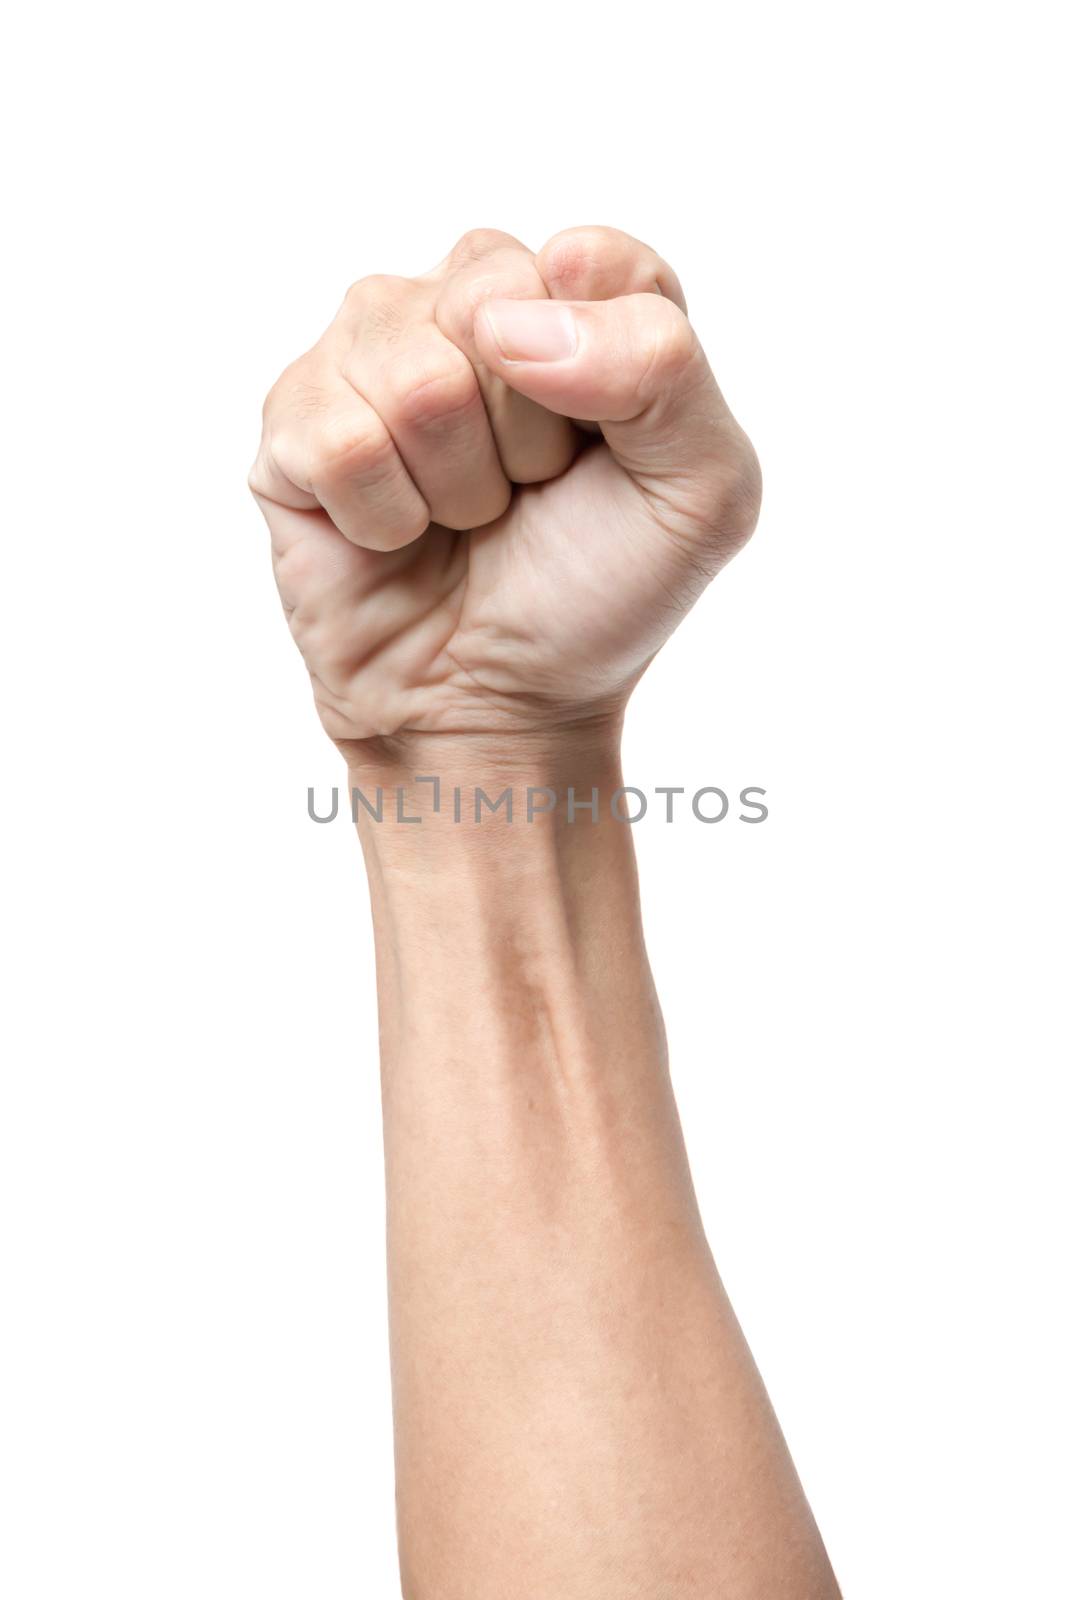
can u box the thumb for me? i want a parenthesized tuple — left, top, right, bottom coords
(473, 293, 760, 542)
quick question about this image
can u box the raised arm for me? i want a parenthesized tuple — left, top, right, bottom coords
(251, 225, 839, 1598)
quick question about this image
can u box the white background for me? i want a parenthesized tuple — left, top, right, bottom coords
(2, 2, 1064, 1595)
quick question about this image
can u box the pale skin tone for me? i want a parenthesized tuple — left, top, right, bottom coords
(251, 226, 840, 1597)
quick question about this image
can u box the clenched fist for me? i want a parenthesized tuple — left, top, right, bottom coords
(249, 227, 760, 755)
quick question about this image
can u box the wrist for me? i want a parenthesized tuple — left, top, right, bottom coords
(338, 708, 625, 782)
(351, 716, 659, 1076)
(339, 716, 627, 843)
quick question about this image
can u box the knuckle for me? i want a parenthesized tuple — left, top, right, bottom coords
(387, 351, 481, 430)
(343, 272, 407, 309)
(263, 427, 301, 489)
(539, 224, 615, 281)
(278, 379, 333, 431)
(247, 450, 270, 498)
(449, 227, 516, 265)
(721, 439, 763, 542)
(262, 356, 311, 421)
(695, 438, 763, 554)
(342, 275, 411, 346)
(539, 225, 653, 294)
(311, 413, 394, 490)
(636, 296, 698, 399)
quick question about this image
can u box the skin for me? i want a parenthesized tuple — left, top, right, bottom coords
(251, 226, 840, 1598)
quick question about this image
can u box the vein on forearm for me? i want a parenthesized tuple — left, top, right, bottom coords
(360, 798, 693, 1229)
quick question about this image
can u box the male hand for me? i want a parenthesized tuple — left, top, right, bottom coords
(249, 227, 760, 756)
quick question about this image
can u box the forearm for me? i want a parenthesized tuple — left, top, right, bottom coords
(356, 733, 837, 1599)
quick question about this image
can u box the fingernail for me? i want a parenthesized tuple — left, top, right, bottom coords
(483, 299, 578, 362)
